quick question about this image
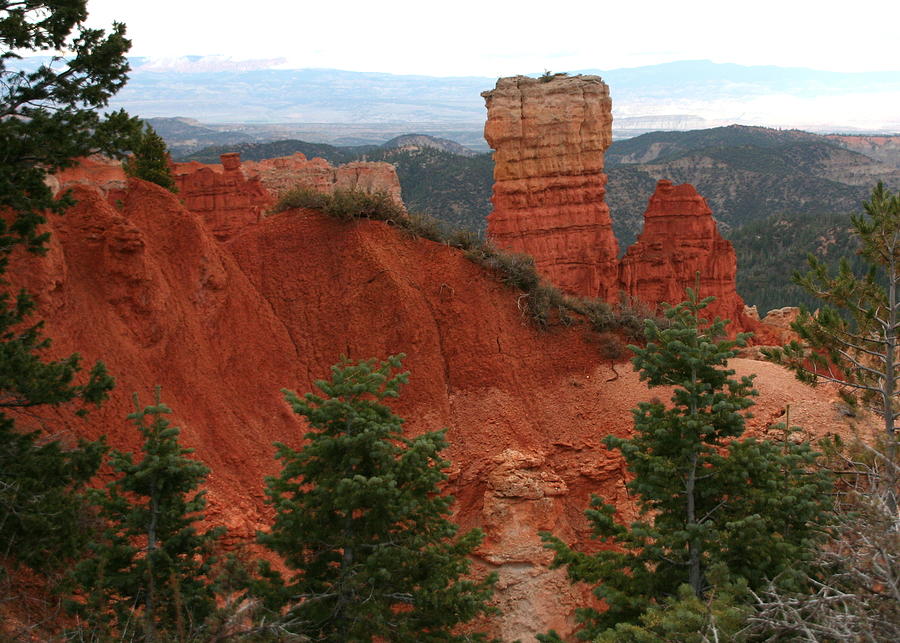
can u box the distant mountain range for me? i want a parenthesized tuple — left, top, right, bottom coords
(14, 58, 898, 146)
(176, 125, 900, 313)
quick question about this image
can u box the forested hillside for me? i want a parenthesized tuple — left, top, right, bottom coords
(725, 212, 863, 312)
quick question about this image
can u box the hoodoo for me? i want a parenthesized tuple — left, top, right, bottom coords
(619, 180, 752, 329)
(483, 75, 620, 298)
(173, 153, 272, 241)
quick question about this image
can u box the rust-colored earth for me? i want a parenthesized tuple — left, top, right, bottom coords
(7, 179, 878, 640)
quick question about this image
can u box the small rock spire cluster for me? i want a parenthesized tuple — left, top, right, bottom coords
(483, 75, 754, 328)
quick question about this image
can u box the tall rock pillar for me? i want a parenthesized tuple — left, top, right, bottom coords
(482, 75, 619, 299)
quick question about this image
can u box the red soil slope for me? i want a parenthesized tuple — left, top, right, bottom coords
(7, 179, 874, 640)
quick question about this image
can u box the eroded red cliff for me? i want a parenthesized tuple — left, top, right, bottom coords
(171, 152, 403, 240)
(172, 153, 272, 241)
(53, 152, 404, 243)
(240, 153, 403, 204)
(483, 75, 620, 298)
(7, 178, 864, 639)
(619, 180, 754, 330)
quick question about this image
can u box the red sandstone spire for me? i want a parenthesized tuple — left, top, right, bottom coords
(483, 75, 619, 299)
(619, 180, 752, 330)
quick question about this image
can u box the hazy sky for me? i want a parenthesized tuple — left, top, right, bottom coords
(84, 0, 900, 76)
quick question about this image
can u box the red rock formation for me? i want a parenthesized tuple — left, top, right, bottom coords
(170, 152, 404, 241)
(240, 152, 403, 204)
(483, 75, 619, 299)
(7, 178, 868, 638)
(51, 155, 128, 204)
(172, 153, 271, 241)
(619, 180, 754, 330)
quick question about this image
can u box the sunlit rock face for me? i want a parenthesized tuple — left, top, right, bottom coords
(483, 75, 619, 299)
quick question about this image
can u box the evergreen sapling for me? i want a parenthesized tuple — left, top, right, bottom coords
(257, 355, 497, 642)
(541, 291, 832, 639)
(69, 390, 222, 640)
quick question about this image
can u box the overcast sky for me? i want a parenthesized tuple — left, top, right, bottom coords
(84, 0, 900, 77)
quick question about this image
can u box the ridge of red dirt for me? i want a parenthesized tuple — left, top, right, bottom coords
(7, 179, 875, 640)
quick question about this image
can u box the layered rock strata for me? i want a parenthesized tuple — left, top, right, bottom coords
(619, 180, 752, 330)
(241, 153, 403, 204)
(173, 153, 272, 241)
(483, 75, 619, 298)
(171, 152, 404, 241)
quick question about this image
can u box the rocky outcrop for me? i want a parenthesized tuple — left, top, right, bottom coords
(483, 75, 619, 298)
(172, 153, 271, 241)
(240, 153, 403, 203)
(619, 180, 753, 329)
(756, 306, 802, 344)
(51, 155, 128, 204)
(171, 152, 404, 241)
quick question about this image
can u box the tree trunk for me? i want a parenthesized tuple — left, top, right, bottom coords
(686, 450, 702, 597)
(146, 488, 159, 642)
(885, 257, 898, 514)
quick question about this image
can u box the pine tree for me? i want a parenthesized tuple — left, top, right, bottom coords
(1, 0, 141, 269)
(124, 123, 178, 192)
(1, 0, 135, 576)
(69, 390, 223, 641)
(257, 355, 497, 642)
(541, 291, 832, 639)
(765, 182, 900, 512)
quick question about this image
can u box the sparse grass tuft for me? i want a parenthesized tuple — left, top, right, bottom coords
(275, 187, 405, 223)
(463, 245, 541, 293)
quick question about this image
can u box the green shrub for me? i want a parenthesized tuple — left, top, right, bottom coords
(327, 189, 404, 222)
(446, 228, 481, 251)
(273, 187, 330, 212)
(274, 187, 405, 223)
(464, 245, 541, 292)
(401, 212, 447, 243)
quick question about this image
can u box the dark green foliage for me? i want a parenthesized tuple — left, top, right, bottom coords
(542, 291, 832, 639)
(604, 125, 887, 258)
(1, 0, 132, 578)
(0, 0, 141, 270)
(69, 391, 223, 640)
(0, 418, 107, 573)
(726, 211, 862, 313)
(369, 146, 493, 234)
(592, 566, 751, 643)
(124, 123, 177, 192)
(463, 245, 540, 292)
(765, 182, 900, 511)
(183, 138, 375, 166)
(569, 294, 663, 341)
(539, 70, 569, 82)
(257, 355, 497, 641)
